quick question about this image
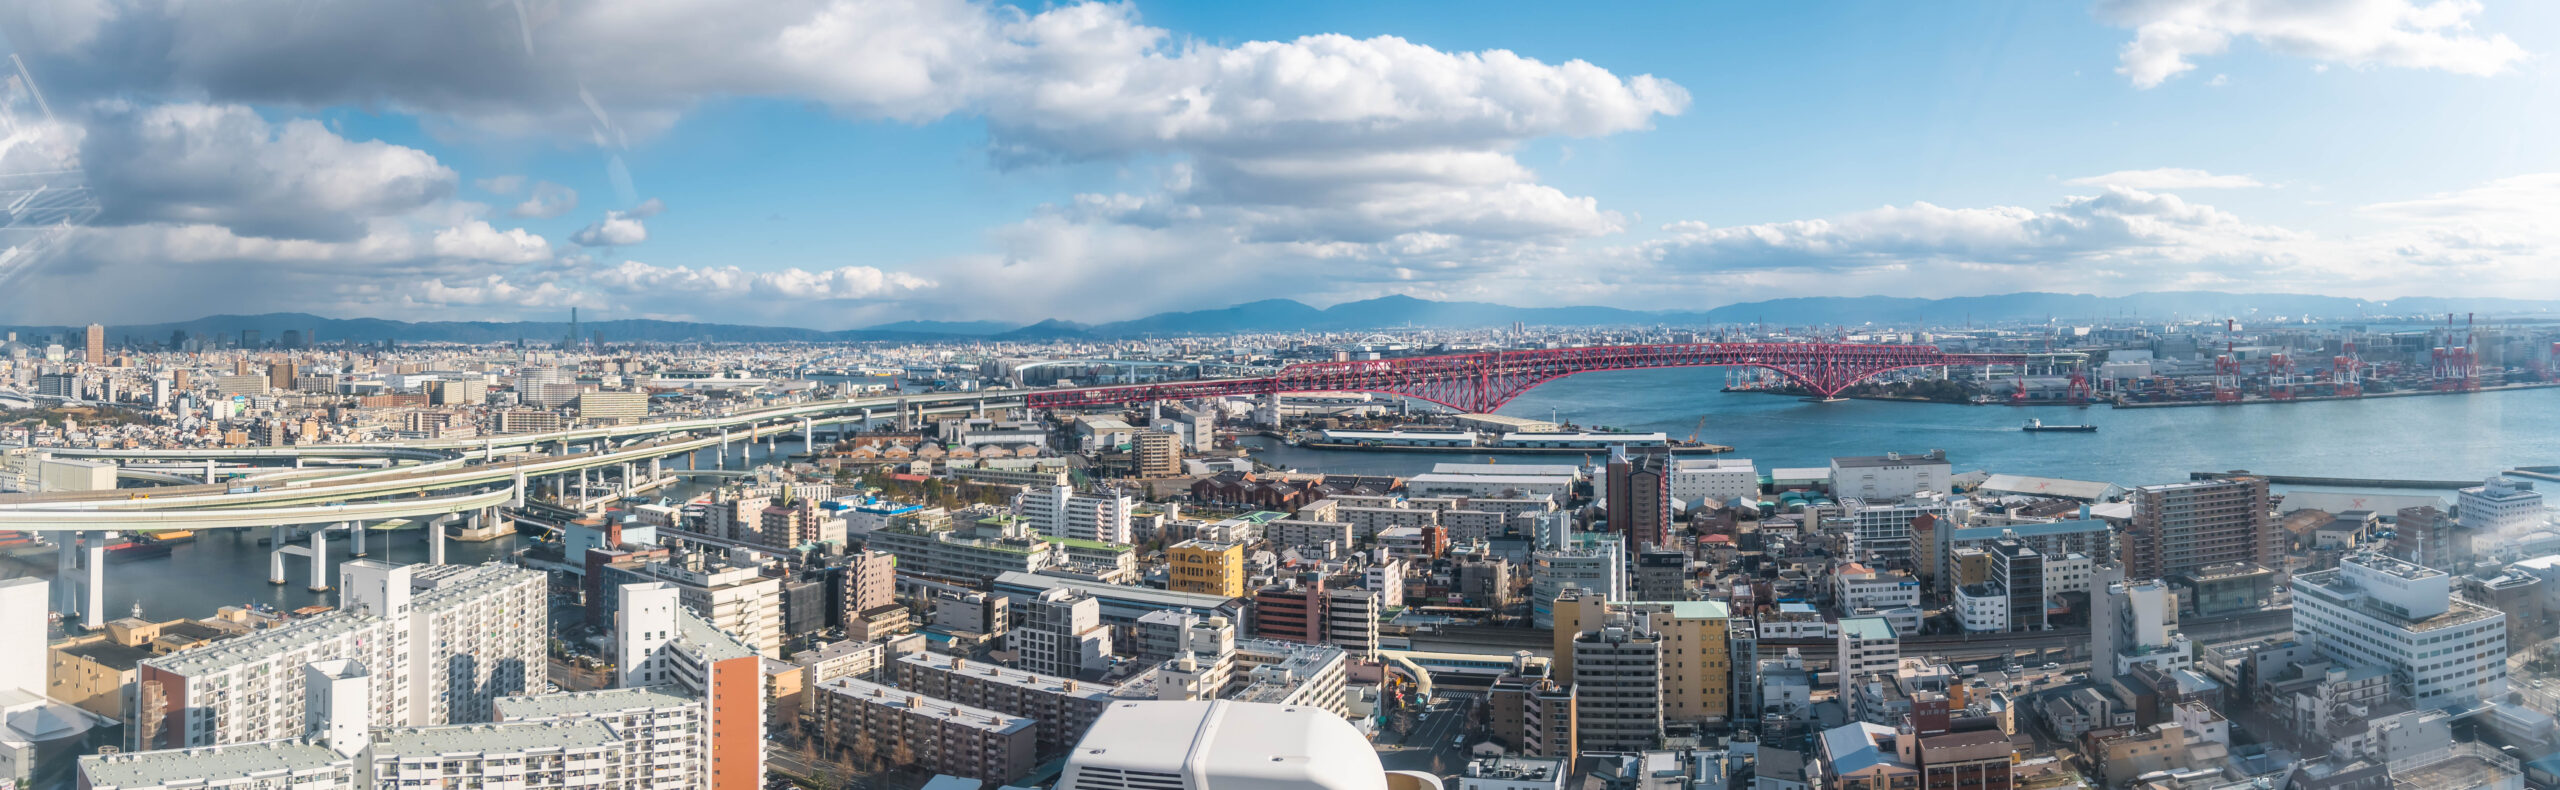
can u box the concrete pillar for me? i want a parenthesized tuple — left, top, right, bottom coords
(308, 527, 330, 592)
(55, 533, 77, 614)
(203, 459, 216, 484)
(801, 419, 813, 452)
(351, 519, 366, 557)
(84, 532, 108, 629)
(512, 468, 527, 507)
(270, 526, 288, 584)
(431, 515, 451, 565)
(718, 428, 729, 467)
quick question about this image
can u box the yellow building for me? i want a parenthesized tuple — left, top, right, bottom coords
(1167, 538, 1246, 598)
(1551, 589, 1732, 725)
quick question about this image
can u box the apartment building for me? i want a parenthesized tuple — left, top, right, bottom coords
(2125, 478, 2278, 580)
(1016, 485, 1135, 544)
(1552, 590, 1732, 725)
(600, 549, 782, 657)
(892, 653, 1117, 755)
(1571, 615, 1664, 752)
(132, 562, 544, 749)
(1012, 588, 1113, 679)
(807, 677, 1037, 786)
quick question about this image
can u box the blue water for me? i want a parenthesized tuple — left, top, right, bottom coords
(1244, 366, 2558, 488)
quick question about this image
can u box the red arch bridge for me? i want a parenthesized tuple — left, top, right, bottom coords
(1026, 343, 2075, 414)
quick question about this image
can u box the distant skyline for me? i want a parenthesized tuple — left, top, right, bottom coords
(1, 1, 2555, 327)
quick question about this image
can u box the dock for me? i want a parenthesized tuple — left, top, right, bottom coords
(2187, 471, 2480, 490)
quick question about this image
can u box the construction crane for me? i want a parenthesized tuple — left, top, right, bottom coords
(1688, 415, 1707, 445)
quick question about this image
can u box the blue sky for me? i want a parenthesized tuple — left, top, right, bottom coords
(1, 0, 2553, 327)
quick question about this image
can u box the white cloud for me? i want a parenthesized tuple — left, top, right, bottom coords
(570, 211, 647, 246)
(79, 102, 455, 241)
(7, 0, 1684, 312)
(627, 197, 666, 218)
(2067, 168, 2266, 190)
(474, 174, 525, 194)
(509, 181, 578, 218)
(2095, 0, 2529, 88)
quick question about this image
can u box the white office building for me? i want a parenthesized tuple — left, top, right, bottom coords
(2458, 478, 2545, 533)
(1014, 588, 1114, 678)
(1839, 492, 1950, 567)
(2292, 553, 2508, 705)
(1672, 458, 1759, 505)
(1829, 450, 1950, 500)
(1529, 536, 1627, 628)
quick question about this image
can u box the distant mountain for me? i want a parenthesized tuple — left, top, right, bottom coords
(859, 319, 1020, 336)
(15, 292, 2557, 345)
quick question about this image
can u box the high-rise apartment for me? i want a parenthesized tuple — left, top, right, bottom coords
(1013, 588, 1113, 678)
(1133, 429, 1183, 478)
(1569, 614, 1664, 752)
(1015, 485, 1135, 544)
(1551, 589, 1731, 725)
(2124, 477, 2277, 580)
(1605, 445, 1672, 549)
(83, 323, 104, 364)
(133, 562, 545, 749)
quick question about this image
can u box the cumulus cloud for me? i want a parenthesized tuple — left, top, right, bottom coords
(1631, 187, 2306, 286)
(1, 0, 1690, 323)
(569, 211, 647, 246)
(2067, 168, 2266, 190)
(508, 181, 578, 218)
(79, 102, 455, 241)
(2094, 0, 2529, 88)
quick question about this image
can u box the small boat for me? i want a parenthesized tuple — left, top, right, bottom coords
(2022, 419, 2098, 433)
(106, 539, 174, 562)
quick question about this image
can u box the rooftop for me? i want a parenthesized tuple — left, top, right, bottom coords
(81, 739, 347, 789)
(1840, 617, 1897, 641)
(371, 720, 621, 757)
(496, 685, 697, 719)
(1946, 519, 2111, 542)
(1833, 451, 1948, 468)
(817, 677, 1036, 734)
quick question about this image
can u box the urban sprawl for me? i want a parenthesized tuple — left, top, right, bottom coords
(0, 314, 2556, 790)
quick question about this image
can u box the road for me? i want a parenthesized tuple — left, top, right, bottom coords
(1379, 695, 1477, 779)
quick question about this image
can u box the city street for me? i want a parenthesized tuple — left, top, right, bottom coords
(1380, 695, 1478, 778)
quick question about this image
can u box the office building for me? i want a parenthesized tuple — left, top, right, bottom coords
(133, 562, 545, 749)
(1605, 445, 1673, 549)
(575, 391, 649, 425)
(2125, 477, 2278, 580)
(429, 378, 486, 406)
(1013, 588, 1114, 678)
(1672, 458, 1759, 504)
(1840, 492, 1948, 568)
(266, 361, 297, 392)
(1253, 577, 1326, 645)
(1836, 617, 1899, 688)
(1016, 486, 1135, 544)
(864, 525, 1056, 584)
(1988, 539, 2046, 632)
(1056, 700, 1435, 790)
(2292, 553, 2508, 704)
(496, 409, 567, 434)
(1168, 538, 1247, 598)
(83, 324, 104, 364)
(809, 677, 1036, 785)
(2458, 477, 2544, 533)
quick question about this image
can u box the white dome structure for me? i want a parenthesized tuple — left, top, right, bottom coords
(1059, 700, 1442, 790)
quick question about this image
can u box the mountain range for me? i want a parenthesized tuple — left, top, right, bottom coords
(11, 292, 2556, 345)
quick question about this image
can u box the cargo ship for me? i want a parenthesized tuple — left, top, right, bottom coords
(2022, 419, 2098, 433)
(105, 536, 174, 562)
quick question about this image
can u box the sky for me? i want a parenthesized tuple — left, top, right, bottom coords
(0, 0, 2555, 329)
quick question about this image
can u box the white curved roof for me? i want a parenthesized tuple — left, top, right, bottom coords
(1060, 700, 1385, 790)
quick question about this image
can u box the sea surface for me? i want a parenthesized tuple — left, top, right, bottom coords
(1242, 366, 2559, 488)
